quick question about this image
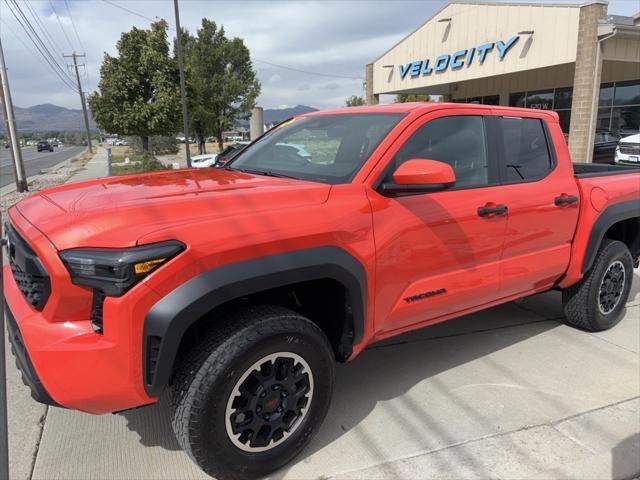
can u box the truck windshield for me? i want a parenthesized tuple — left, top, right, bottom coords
(227, 113, 405, 184)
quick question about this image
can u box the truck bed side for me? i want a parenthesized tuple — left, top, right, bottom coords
(559, 170, 640, 289)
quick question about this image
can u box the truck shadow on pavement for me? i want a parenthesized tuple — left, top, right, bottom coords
(611, 433, 640, 479)
(120, 292, 567, 457)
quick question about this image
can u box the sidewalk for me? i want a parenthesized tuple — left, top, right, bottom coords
(4, 151, 639, 479)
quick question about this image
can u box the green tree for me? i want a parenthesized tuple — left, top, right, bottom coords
(183, 19, 260, 153)
(88, 20, 180, 153)
(345, 95, 365, 107)
(395, 93, 431, 103)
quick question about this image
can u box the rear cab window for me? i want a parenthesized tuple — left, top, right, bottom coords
(499, 117, 554, 183)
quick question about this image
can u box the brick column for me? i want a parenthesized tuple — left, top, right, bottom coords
(365, 63, 379, 105)
(568, 1, 607, 163)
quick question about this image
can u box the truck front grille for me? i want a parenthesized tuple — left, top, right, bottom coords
(619, 143, 640, 155)
(5, 222, 51, 311)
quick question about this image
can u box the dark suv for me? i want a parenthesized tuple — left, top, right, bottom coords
(37, 141, 54, 152)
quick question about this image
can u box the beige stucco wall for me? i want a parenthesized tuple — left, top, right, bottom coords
(450, 63, 575, 101)
(602, 37, 640, 63)
(372, 2, 582, 95)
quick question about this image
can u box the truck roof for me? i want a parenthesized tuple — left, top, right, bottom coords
(303, 102, 559, 120)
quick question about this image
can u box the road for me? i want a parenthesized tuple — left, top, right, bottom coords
(0, 145, 85, 189)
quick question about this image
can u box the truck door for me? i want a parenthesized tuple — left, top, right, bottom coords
(494, 114, 580, 297)
(367, 111, 508, 336)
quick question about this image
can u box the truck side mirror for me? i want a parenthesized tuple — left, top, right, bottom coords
(382, 159, 456, 195)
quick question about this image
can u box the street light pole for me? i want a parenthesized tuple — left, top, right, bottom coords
(173, 0, 191, 168)
(0, 36, 27, 193)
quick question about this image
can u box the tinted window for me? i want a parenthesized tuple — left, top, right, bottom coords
(483, 95, 500, 106)
(509, 92, 526, 108)
(557, 110, 571, 133)
(501, 117, 552, 182)
(599, 83, 614, 107)
(613, 80, 640, 106)
(554, 87, 573, 110)
(526, 90, 553, 110)
(230, 114, 404, 185)
(391, 116, 489, 188)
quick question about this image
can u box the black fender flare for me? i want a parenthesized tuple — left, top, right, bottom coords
(582, 199, 640, 274)
(142, 246, 367, 397)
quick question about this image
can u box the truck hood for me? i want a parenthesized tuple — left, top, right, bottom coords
(619, 133, 640, 144)
(15, 168, 331, 250)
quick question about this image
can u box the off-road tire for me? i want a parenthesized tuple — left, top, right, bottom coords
(170, 305, 335, 480)
(562, 239, 633, 331)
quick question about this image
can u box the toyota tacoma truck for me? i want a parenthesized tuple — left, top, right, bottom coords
(3, 103, 639, 479)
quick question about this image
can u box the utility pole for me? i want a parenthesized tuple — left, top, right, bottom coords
(0, 36, 27, 192)
(64, 53, 93, 153)
(173, 0, 191, 168)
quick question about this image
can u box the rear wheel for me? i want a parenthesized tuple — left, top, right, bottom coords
(562, 239, 633, 331)
(170, 305, 335, 480)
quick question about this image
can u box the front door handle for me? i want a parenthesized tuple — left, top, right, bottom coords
(478, 204, 508, 217)
(555, 195, 578, 206)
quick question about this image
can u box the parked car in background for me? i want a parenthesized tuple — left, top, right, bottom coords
(191, 153, 218, 168)
(615, 133, 640, 166)
(114, 139, 129, 147)
(215, 141, 250, 167)
(592, 131, 619, 164)
(36, 141, 53, 152)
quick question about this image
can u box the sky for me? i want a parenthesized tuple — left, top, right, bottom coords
(1, 0, 638, 111)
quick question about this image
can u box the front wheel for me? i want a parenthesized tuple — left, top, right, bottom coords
(562, 239, 633, 331)
(170, 306, 335, 480)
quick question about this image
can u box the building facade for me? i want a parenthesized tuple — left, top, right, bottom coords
(366, 1, 639, 163)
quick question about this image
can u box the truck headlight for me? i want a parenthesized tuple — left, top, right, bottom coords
(59, 241, 184, 296)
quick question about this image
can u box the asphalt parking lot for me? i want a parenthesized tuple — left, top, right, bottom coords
(7, 271, 639, 480)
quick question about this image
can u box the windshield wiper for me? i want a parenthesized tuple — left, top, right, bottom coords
(231, 167, 299, 180)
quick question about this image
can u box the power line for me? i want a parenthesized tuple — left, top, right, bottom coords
(98, 0, 362, 81)
(6, 0, 75, 87)
(23, 0, 64, 56)
(5, 0, 77, 92)
(251, 58, 361, 80)
(100, 0, 157, 23)
(64, 0, 87, 54)
(48, 0, 75, 52)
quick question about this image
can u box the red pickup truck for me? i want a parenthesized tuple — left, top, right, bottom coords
(4, 103, 639, 479)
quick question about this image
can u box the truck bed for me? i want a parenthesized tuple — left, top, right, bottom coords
(573, 162, 639, 178)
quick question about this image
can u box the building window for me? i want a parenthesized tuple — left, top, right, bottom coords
(526, 90, 554, 110)
(613, 80, 640, 106)
(599, 83, 614, 107)
(482, 95, 500, 106)
(598, 80, 640, 136)
(509, 87, 573, 133)
(451, 95, 500, 105)
(554, 87, 573, 110)
(509, 92, 526, 108)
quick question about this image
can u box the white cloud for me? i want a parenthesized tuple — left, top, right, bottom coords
(268, 74, 282, 84)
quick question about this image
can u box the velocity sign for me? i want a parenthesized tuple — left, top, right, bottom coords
(398, 36, 520, 79)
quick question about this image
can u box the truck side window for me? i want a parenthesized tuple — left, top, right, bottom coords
(392, 116, 488, 188)
(501, 117, 553, 182)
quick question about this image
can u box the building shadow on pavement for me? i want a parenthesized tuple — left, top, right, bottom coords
(119, 294, 562, 457)
(612, 433, 640, 480)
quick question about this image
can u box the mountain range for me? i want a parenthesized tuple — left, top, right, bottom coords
(0, 104, 98, 133)
(0, 103, 318, 133)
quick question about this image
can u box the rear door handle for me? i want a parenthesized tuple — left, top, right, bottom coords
(555, 195, 578, 206)
(478, 204, 508, 217)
